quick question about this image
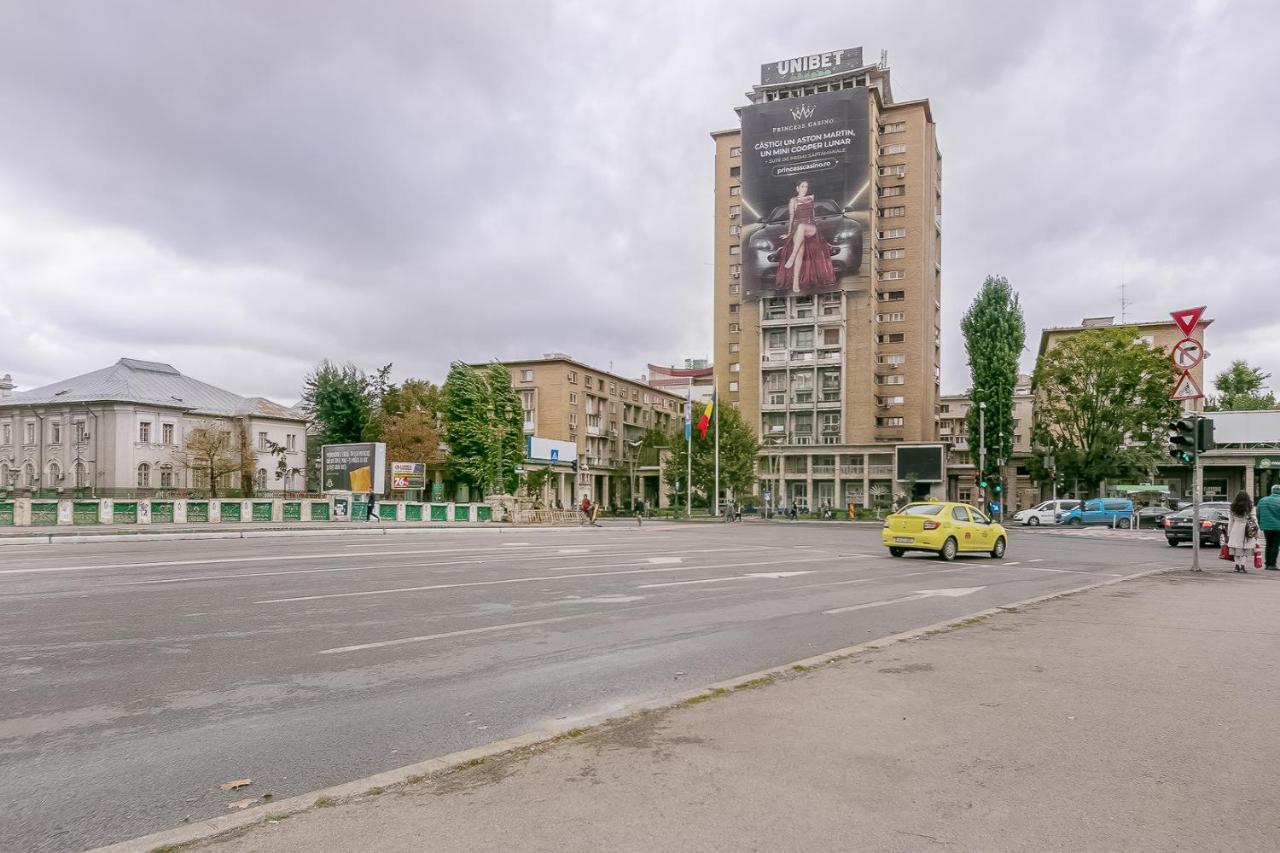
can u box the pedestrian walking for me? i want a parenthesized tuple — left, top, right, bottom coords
(580, 495, 599, 527)
(1258, 484, 1280, 571)
(1226, 490, 1258, 573)
(365, 489, 379, 523)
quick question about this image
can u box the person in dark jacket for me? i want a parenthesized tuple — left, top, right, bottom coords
(365, 489, 379, 523)
(1258, 484, 1280, 570)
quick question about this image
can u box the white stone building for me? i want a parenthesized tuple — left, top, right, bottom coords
(0, 358, 307, 496)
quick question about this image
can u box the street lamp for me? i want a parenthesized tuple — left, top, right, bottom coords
(627, 439, 643, 513)
(978, 401, 986, 505)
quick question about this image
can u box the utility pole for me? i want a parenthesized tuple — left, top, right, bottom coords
(978, 401, 986, 510)
(1191, 413, 1202, 572)
(713, 390, 720, 517)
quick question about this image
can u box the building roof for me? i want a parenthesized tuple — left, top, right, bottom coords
(1037, 317, 1213, 357)
(492, 356, 687, 403)
(0, 358, 306, 421)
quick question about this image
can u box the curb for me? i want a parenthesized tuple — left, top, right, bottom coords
(0, 524, 589, 547)
(84, 564, 1173, 853)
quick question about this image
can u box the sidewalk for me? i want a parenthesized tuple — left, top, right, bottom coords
(183, 570, 1280, 852)
(0, 520, 546, 545)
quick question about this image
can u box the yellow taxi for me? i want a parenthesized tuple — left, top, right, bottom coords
(882, 501, 1008, 561)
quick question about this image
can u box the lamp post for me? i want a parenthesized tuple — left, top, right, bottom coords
(978, 401, 986, 508)
(627, 438, 643, 513)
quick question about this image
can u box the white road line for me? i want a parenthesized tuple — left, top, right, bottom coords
(319, 616, 580, 654)
(1028, 558, 1045, 563)
(639, 570, 814, 589)
(256, 556, 837, 605)
(1004, 561, 1022, 566)
(647, 557, 682, 564)
(824, 586, 986, 615)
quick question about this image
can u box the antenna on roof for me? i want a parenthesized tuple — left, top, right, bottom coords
(1119, 278, 1132, 324)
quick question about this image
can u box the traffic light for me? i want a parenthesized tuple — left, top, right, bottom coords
(994, 483, 1002, 494)
(1197, 418, 1215, 453)
(1168, 417, 1195, 465)
(979, 477, 989, 489)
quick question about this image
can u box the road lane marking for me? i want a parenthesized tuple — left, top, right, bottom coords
(1028, 559, 1045, 563)
(319, 616, 581, 654)
(256, 556, 837, 604)
(824, 586, 986, 615)
(647, 557, 682, 564)
(639, 571, 815, 589)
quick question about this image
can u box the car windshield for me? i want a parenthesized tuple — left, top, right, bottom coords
(899, 504, 944, 516)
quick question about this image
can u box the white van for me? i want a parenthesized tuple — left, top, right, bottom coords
(1012, 499, 1080, 526)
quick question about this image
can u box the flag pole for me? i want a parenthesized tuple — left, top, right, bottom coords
(713, 388, 720, 516)
(685, 377, 692, 518)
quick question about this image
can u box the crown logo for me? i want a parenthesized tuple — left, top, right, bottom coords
(790, 103, 816, 121)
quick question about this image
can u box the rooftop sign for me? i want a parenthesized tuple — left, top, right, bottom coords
(761, 48, 864, 86)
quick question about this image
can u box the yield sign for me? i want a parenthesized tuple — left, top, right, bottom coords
(1171, 369, 1204, 401)
(1170, 306, 1206, 336)
(1171, 337, 1204, 369)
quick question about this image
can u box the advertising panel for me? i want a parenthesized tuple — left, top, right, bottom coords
(739, 88, 870, 300)
(526, 435, 578, 464)
(321, 442, 387, 493)
(895, 445, 945, 483)
(391, 461, 427, 491)
(760, 47, 863, 86)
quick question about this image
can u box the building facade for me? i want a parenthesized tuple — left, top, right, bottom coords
(940, 374, 1040, 512)
(647, 360, 715, 403)
(712, 49, 943, 511)
(499, 355, 684, 509)
(0, 358, 307, 497)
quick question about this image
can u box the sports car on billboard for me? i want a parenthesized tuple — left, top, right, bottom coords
(744, 199, 863, 295)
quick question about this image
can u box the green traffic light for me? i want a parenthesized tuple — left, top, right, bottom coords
(979, 480, 988, 489)
(994, 484, 1002, 493)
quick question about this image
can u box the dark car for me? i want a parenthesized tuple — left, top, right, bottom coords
(1163, 503, 1231, 547)
(743, 200, 863, 294)
(1135, 505, 1173, 527)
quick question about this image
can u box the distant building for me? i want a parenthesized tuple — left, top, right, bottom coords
(0, 358, 307, 496)
(647, 359, 714, 403)
(939, 374, 1039, 511)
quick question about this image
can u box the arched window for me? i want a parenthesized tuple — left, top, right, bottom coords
(75, 462, 86, 488)
(47, 461, 61, 485)
(256, 468, 268, 492)
(159, 465, 173, 488)
(137, 463, 151, 488)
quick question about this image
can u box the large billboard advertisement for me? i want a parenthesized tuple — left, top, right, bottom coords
(321, 442, 387, 493)
(740, 88, 870, 300)
(896, 445, 945, 483)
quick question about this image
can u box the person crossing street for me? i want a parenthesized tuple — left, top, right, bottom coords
(1258, 484, 1280, 570)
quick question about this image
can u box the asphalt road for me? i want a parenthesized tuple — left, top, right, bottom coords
(0, 521, 1184, 852)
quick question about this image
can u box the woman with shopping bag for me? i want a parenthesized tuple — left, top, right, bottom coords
(1226, 491, 1259, 574)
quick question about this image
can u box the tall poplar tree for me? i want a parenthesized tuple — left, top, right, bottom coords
(960, 276, 1026, 483)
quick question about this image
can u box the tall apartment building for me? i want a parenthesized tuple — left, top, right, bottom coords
(498, 355, 683, 509)
(712, 48, 942, 510)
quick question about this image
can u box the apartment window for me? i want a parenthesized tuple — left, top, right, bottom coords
(729, 362, 740, 373)
(609, 382, 617, 395)
(285, 433, 296, 451)
(880, 206, 906, 218)
(569, 392, 577, 404)
(881, 374, 906, 385)
(567, 370, 578, 383)
(820, 293, 841, 315)
(258, 431, 269, 450)
(162, 423, 175, 445)
(138, 422, 151, 443)
(729, 166, 740, 177)
(160, 466, 173, 488)
(878, 333, 906, 344)
(879, 354, 907, 366)
(879, 185, 904, 198)
(728, 342, 739, 353)
(879, 290, 906, 302)
(729, 322, 740, 333)
(821, 413, 841, 434)
(520, 369, 533, 382)
(584, 376, 593, 389)
(765, 329, 786, 349)
(880, 122, 906, 134)
(878, 228, 906, 239)
(877, 417, 905, 427)
(632, 389, 639, 401)
(729, 185, 740, 196)
(50, 422, 61, 444)
(729, 204, 741, 218)
(137, 463, 151, 488)
(728, 245, 740, 255)
(729, 303, 739, 314)
(25, 422, 35, 445)
(880, 143, 906, 155)
(877, 312, 905, 323)
(729, 283, 740, 294)
(878, 165, 906, 177)
(792, 328, 814, 348)
(2, 424, 10, 445)
(879, 270, 905, 280)
(822, 328, 840, 346)
(568, 412, 578, 426)
(729, 146, 741, 157)
(728, 381, 739, 392)
(882, 395, 905, 406)
(74, 462, 86, 488)
(878, 249, 905, 260)
(729, 224, 741, 236)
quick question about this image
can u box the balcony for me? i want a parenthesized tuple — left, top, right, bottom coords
(819, 435, 841, 445)
(791, 392, 814, 405)
(869, 464, 894, 477)
(811, 464, 835, 476)
(816, 349, 841, 364)
(762, 351, 787, 366)
(761, 313, 790, 326)
(586, 424, 601, 436)
(840, 464, 865, 477)
(789, 350, 815, 365)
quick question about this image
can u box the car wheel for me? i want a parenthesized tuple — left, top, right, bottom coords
(1118, 517, 1131, 530)
(1167, 538, 1180, 547)
(990, 537, 1007, 559)
(1068, 518, 1083, 527)
(1028, 516, 1040, 526)
(889, 547, 905, 558)
(938, 537, 958, 562)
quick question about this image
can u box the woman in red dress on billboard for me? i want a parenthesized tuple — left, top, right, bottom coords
(776, 180, 835, 293)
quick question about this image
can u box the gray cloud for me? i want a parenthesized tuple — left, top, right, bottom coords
(1, 0, 1277, 404)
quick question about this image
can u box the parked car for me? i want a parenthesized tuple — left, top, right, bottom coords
(1134, 505, 1174, 527)
(1057, 499, 1135, 527)
(882, 501, 1007, 561)
(1163, 503, 1231, 547)
(1012, 499, 1080, 526)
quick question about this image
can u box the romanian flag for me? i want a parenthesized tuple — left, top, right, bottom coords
(696, 396, 715, 440)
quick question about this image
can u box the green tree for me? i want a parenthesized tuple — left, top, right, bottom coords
(661, 405, 759, 507)
(1031, 326, 1179, 497)
(177, 419, 255, 498)
(301, 361, 375, 446)
(960, 275, 1026, 483)
(442, 362, 524, 496)
(265, 440, 303, 494)
(1207, 360, 1275, 411)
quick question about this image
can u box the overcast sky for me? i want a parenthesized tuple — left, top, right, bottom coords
(1, 0, 1276, 404)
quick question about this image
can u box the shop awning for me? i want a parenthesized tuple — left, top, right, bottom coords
(1113, 484, 1171, 494)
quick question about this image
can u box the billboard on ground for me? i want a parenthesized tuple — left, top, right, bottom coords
(390, 462, 427, 491)
(739, 88, 870, 301)
(321, 442, 387, 493)
(895, 445, 945, 483)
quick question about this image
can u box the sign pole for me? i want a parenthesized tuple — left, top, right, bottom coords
(685, 378, 692, 518)
(1192, 413, 1201, 572)
(713, 391, 720, 517)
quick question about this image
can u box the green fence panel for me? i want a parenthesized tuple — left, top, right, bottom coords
(72, 501, 99, 525)
(430, 504, 447, 521)
(453, 505, 471, 522)
(352, 501, 369, 521)
(220, 502, 241, 522)
(405, 503, 423, 522)
(31, 502, 59, 526)
(310, 502, 330, 521)
(476, 505, 492, 522)
(150, 502, 174, 524)
(380, 504, 398, 521)
(252, 502, 273, 522)
(0, 501, 15, 526)
(112, 502, 138, 524)
(187, 502, 209, 522)
(283, 502, 302, 521)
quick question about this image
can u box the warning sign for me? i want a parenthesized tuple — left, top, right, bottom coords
(1171, 370, 1204, 401)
